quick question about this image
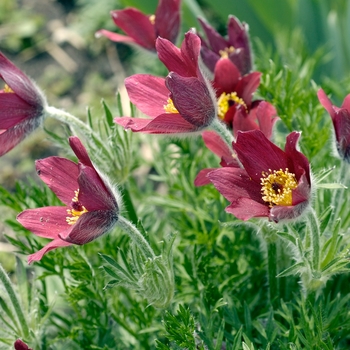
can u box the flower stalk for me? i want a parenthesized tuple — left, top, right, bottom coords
(307, 208, 320, 272)
(210, 118, 235, 148)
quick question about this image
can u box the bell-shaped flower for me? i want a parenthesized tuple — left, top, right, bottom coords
(17, 136, 119, 264)
(207, 130, 311, 223)
(198, 15, 252, 75)
(0, 52, 46, 156)
(96, 0, 181, 51)
(317, 88, 350, 162)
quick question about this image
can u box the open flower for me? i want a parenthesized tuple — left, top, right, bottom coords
(198, 15, 252, 75)
(17, 136, 119, 263)
(0, 52, 46, 156)
(207, 130, 311, 223)
(317, 88, 350, 162)
(96, 0, 181, 51)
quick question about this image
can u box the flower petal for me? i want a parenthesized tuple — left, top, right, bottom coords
(114, 114, 197, 134)
(235, 71, 261, 106)
(36, 157, 79, 205)
(125, 74, 168, 117)
(28, 238, 72, 264)
(110, 8, 155, 50)
(69, 136, 94, 168)
(225, 197, 269, 221)
(95, 29, 136, 44)
(60, 210, 118, 245)
(155, 0, 181, 44)
(233, 130, 288, 182)
(317, 88, 335, 119)
(255, 101, 279, 140)
(198, 17, 228, 53)
(194, 168, 216, 186)
(17, 207, 71, 238)
(213, 59, 240, 95)
(166, 72, 215, 127)
(202, 130, 233, 160)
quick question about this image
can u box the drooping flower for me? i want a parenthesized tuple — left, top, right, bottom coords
(17, 136, 119, 263)
(317, 88, 350, 162)
(198, 15, 252, 75)
(114, 31, 217, 134)
(0, 52, 46, 156)
(96, 0, 181, 51)
(207, 130, 311, 223)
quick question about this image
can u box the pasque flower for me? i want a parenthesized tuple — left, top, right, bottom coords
(96, 0, 180, 51)
(317, 88, 350, 162)
(14, 339, 32, 350)
(198, 15, 252, 75)
(0, 52, 46, 156)
(115, 32, 217, 134)
(17, 136, 119, 263)
(208, 130, 311, 223)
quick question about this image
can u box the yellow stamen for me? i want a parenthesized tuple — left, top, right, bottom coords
(3, 84, 14, 93)
(149, 14, 156, 25)
(219, 46, 235, 59)
(66, 189, 88, 225)
(217, 92, 247, 119)
(260, 168, 298, 207)
(163, 98, 179, 114)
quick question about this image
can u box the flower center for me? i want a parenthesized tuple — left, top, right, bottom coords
(217, 92, 247, 119)
(163, 98, 179, 114)
(2, 84, 14, 93)
(66, 189, 88, 225)
(260, 168, 298, 207)
(219, 46, 235, 59)
(149, 14, 156, 25)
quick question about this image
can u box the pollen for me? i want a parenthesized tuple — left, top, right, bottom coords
(163, 98, 179, 114)
(219, 46, 235, 59)
(260, 168, 298, 207)
(149, 14, 156, 25)
(2, 84, 14, 93)
(217, 92, 247, 119)
(66, 189, 88, 225)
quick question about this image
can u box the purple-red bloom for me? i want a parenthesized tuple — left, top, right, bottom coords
(207, 130, 311, 223)
(96, 0, 181, 51)
(0, 52, 46, 156)
(198, 15, 252, 75)
(115, 33, 216, 134)
(17, 136, 119, 264)
(14, 339, 32, 350)
(317, 88, 350, 162)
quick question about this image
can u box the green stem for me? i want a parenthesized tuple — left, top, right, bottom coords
(117, 216, 155, 259)
(0, 263, 29, 337)
(210, 118, 235, 148)
(120, 186, 138, 227)
(267, 241, 278, 307)
(307, 208, 320, 272)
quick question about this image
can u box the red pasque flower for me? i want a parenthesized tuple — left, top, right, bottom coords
(317, 88, 350, 162)
(198, 15, 252, 75)
(213, 57, 261, 127)
(14, 339, 32, 350)
(96, 0, 181, 51)
(17, 136, 119, 264)
(0, 52, 46, 156)
(207, 130, 311, 223)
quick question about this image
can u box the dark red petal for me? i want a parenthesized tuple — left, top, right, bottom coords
(255, 101, 279, 140)
(194, 168, 216, 186)
(233, 130, 289, 182)
(166, 73, 215, 128)
(197, 17, 228, 53)
(36, 157, 79, 205)
(235, 71, 261, 106)
(180, 32, 201, 77)
(333, 109, 350, 160)
(69, 136, 94, 168)
(208, 167, 264, 204)
(200, 46, 220, 72)
(78, 164, 118, 211)
(28, 238, 72, 264)
(202, 130, 233, 159)
(225, 198, 269, 221)
(95, 29, 136, 44)
(125, 74, 168, 117)
(291, 173, 310, 205)
(17, 207, 71, 238)
(14, 339, 32, 350)
(0, 116, 42, 157)
(233, 108, 259, 137)
(269, 200, 309, 223)
(0, 52, 45, 108)
(114, 114, 197, 134)
(284, 132, 310, 184)
(341, 93, 350, 111)
(317, 88, 335, 120)
(155, 0, 180, 44)
(213, 59, 240, 95)
(60, 210, 118, 245)
(111, 8, 155, 50)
